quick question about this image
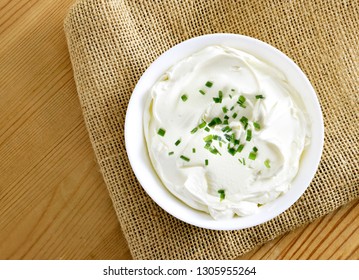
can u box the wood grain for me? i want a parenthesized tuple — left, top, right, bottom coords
(0, 0, 358, 260)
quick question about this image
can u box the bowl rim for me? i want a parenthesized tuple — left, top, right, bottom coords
(124, 33, 324, 230)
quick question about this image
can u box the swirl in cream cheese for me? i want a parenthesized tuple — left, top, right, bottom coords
(144, 45, 310, 220)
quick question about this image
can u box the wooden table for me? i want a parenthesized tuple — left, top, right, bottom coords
(1, 0, 358, 260)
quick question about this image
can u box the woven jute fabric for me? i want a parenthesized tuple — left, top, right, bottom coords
(64, 0, 359, 259)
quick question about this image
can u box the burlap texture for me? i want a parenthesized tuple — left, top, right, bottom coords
(64, 0, 359, 259)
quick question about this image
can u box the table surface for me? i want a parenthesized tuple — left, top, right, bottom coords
(0, 0, 358, 260)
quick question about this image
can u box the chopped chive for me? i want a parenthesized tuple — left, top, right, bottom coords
(180, 155, 190, 162)
(229, 94, 233, 99)
(243, 158, 246, 165)
(249, 151, 257, 160)
(224, 115, 229, 120)
(228, 147, 236, 156)
(175, 139, 181, 146)
(224, 134, 231, 142)
(210, 147, 221, 155)
(204, 127, 210, 132)
(199, 89, 206, 95)
(203, 134, 213, 142)
(218, 189, 225, 201)
(219, 141, 222, 147)
(222, 106, 228, 113)
(191, 127, 198, 134)
(255, 94, 264, 99)
(213, 135, 221, 141)
(205, 81, 213, 88)
(253, 122, 261, 130)
(264, 159, 271, 168)
(213, 90, 223, 103)
(223, 119, 229, 125)
(199, 121, 207, 129)
(204, 142, 221, 155)
(231, 88, 235, 92)
(208, 117, 222, 127)
(230, 133, 236, 144)
(204, 142, 212, 150)
(257, 203, 263, 207)
(246, 129, 252, 141)
(240, 116, 248, 125)
(237, 144, 245, 153)
(168, 151, 174, 156)
(204, 140, 212, 150)
(237, 95, 246, 108)
(192, 148, 196, 153)
(205, 159, 209, 166)
(181, 94, 188, 102)
(238, 158, 242, 164)
(230, 106, 235, 111)
(253, 146, 258, 152)
(238, 95, 246, 103)
(221, 126, 232, 133)
(232, 112, 238, 119)
(157, 128, 166, 137)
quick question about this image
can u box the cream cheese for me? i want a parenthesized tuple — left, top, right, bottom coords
(143, 45, 310, 220)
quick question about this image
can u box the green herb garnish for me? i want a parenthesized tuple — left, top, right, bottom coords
(180, 155, 190, 162)
(255, 94, 264, 99)
(168, 151, 174, 156)
(253, 122, 261, 130)
(249, 151, 257, 160)
(221, 126, 232, 133)
(222, 106, 228, 113)
(218, 189, 225, 201)
(253, 146, 258, 152)
(237, 144, 245, 153)
(192, 148, 196, 153)
(199, 89, 206, 95)
(240, 116, 248, 126)
(204, 127, 210, 132)
(199, 121, 207, 129)
(237, 95, 246, 108)
(191, 127, 198, 134)
(181, 94, 188, 102)
(213, 90, 223, 103)
(228, 147, 236, 156)
(203, 134, 213, 142)
(246, 129, 252, 141)
(157, 128, 166, 137)
(232, 112, 238, 119)
(264, 159, 271, 168)
(208, 117, 222, 127)
(205, 81, 213, 88)
(175, 139, 181, 146)
(205, 159, 209, 166)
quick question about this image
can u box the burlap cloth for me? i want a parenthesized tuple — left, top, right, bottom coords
(64, 0, 358, 259)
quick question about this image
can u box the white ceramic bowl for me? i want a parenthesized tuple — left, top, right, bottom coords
(125, 34, 324, 230)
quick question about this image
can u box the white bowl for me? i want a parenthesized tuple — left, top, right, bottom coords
(125, 34, 324, 230)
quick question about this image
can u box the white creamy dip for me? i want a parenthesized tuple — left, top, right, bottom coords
(143, 45, 310, 220)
